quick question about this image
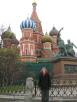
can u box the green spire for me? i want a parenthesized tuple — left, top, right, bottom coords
(7, 26, 12, 32)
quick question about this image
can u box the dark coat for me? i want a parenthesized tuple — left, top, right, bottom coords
(38, 72, 51, 90)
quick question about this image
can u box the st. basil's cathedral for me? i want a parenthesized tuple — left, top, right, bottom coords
(1, 0, 77, 83)
(20, 1, 59, 62)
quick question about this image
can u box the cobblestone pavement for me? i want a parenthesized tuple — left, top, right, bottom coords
(0, 94, 32, 102)
(1, 95, 77, 102)
(0, 99, 24, 102)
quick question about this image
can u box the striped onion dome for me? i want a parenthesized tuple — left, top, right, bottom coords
(20, 17, 36, 30)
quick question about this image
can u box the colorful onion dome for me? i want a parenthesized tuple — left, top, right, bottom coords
(41, 32, 53, 43)
(49, 27, 58, 36)
(20, 17, 36, 30)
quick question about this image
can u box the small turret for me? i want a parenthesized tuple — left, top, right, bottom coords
(49, 27, 59, 55)
(41, 32, 53, 58)
(49, 27, 58, 36)
(42, 32, 53, 44)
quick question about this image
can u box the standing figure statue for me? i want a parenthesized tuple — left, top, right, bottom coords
(66, 40, 77, 57)
(57, 28, 68, 56)
(38, 67, 51, 102)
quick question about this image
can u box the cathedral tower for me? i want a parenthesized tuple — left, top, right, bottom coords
(49, 27, 59, 55)
(20, 18, 36, 62)
(31, 1, 43, 58)
(41, 32, 53, 58)
(31, 1, 43, 34)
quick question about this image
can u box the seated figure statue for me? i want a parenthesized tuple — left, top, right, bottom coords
(66, 40, 77, 57)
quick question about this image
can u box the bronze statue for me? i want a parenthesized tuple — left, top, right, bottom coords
(57, 28, 68, 56)
(66, 40, 77, 57)
(55, 27, 77, 57)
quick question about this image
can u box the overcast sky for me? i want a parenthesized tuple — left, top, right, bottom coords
(0, 0, 77, 51)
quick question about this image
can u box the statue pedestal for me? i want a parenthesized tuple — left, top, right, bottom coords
(52, 57, 77, 80)
(24, 91, 32, 102)
(24, 77, 34, 102)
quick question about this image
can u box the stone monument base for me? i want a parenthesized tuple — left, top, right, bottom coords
(52, 57, 77, 80)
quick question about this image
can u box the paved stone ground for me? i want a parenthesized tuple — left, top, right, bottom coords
(0, 95, 29, 102)
(0, 95, 40, 102)
(1, 95, 77, 102)
(0, 99, 24, 102)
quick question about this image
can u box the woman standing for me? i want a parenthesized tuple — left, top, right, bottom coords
(38, 67, 51, 102)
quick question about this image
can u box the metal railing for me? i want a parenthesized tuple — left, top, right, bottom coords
(34, 79, 77, 101)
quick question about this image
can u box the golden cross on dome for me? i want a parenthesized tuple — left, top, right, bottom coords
(33, 0, 37, 3)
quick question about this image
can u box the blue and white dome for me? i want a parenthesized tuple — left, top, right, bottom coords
(20, 18, 36, 30)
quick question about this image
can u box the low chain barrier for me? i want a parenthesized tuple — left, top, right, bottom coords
(0, 85, 26, 95)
